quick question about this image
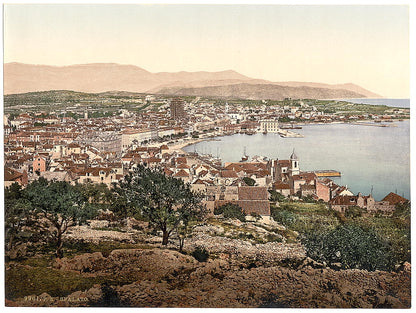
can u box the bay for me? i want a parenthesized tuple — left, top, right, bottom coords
(184, 120, 410, 201)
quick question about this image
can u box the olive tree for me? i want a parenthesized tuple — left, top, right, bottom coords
(4, 183, 41, 257)
(113, 165, 206, 246)
(24, 178, 96, 258)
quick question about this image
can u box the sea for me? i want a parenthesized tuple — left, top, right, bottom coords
(184, 99, 411, 201)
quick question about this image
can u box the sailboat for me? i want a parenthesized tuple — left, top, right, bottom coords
(241, 146, 249, 162)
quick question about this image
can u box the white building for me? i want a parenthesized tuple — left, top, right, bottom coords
(260, 120, 280, 133)
(121, 129, 157, 150)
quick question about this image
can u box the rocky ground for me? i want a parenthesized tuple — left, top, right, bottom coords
(6, 217, 412, 308)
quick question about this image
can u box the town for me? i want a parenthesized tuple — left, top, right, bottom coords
(4, 92, 411, 308)
(4, 92, 409, 219)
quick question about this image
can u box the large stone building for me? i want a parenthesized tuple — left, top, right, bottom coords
(209, 186, 271, 222)
(170, 98, 186, 120)
(260, 119, 279, 133)
(75, 131, 122, 154)
(121, 129, 158, 150)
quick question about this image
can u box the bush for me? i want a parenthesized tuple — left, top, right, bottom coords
(192, 246, 209, 262)
(214, 203, 246, 222)
(269, 190, 287, 202)
(345, 206, 366, 218)
(301, 223, 396, 271)
(243, 177, 256, 186)
(302, 195, 316, 203)
(271, 209, 297, 227)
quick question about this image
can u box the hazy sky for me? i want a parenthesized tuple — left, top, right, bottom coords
(3, 4, 410, 98)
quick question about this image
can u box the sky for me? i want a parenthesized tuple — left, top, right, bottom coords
(3, 4, 410, 98)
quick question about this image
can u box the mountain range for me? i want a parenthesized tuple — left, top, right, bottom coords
(3, 62, 381, 99)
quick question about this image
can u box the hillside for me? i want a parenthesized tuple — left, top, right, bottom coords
(157, 83, 366, 100)
(276, 82, 381, 98)
(4, 62, 252, 95)
(4, 62, 380, 99)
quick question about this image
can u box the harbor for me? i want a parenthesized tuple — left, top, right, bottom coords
(183, 119, 410, 200)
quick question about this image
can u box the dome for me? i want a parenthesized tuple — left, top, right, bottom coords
(290, 150, 298, 160)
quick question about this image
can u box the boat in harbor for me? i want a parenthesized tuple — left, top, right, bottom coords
(240, 146, 249, 161)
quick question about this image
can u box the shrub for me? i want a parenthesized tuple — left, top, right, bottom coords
(269, 190, 287, 202)
(271, 209, 297, 227)
(192, 246, 209, 262)
(345, 206, 366, 218)
(243, 177, 256, 186)
(214, 203, 246, 222)
(302, 195, 316, 203)
(301, 223, 396, 271)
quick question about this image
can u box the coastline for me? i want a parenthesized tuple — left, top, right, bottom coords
(168, 138, 207, 154)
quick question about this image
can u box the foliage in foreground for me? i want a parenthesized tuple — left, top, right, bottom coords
(5, 180, 97, 259)
(112, 165, 206, 245)
(301, 223, 397, 271)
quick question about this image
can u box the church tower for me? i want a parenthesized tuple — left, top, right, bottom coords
(290, 149, 300, 176)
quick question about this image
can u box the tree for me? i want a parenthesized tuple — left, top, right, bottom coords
(113, 165, 205, 246)
(301, 223, 396, 271)
(24, 178, 97, 258)
(214, 203, 246, 222)
(269, 190, 287, 203)
(4, 183, 40, 257)
(243, 177, 256, 186)
(75, 182, 114, 210)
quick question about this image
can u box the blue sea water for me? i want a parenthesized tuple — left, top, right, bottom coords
(184, 100, 410, 201)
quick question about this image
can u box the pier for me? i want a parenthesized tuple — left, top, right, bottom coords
(351, 122, 397, 127)
(314, 170, 341, 177)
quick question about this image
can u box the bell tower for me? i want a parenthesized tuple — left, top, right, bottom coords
(290, 149, 300, 176)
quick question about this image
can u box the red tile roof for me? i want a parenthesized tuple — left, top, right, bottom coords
(214, 200, 270, 216)
(174, 169, 189, 177)
(273, 182, 291, 190)
(238, 186, 269, 200)
(382, 192, 408, 205)
(329, 195, 357, 206)
(278, 160, 291, 167)
(4, 167, 23, 181)
(292, 172, 317, 183)
(220, 170, 238, 178)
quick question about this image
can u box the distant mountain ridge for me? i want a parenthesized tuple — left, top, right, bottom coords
(157, 83, 367, 100)
(4, 62, 381, 99)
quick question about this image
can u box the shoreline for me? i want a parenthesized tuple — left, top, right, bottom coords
(168, 138, 207, 154)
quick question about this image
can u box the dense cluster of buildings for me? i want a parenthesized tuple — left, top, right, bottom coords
(4, 96, 408, 221)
